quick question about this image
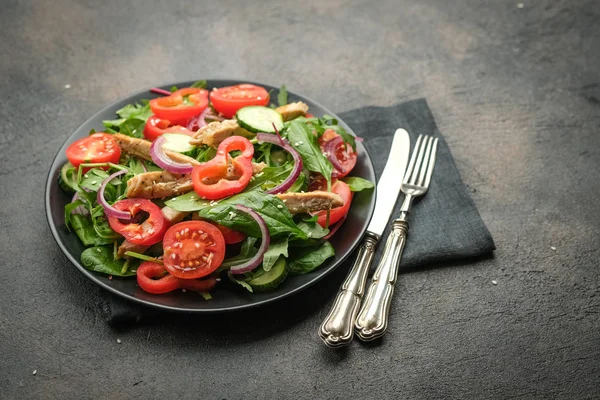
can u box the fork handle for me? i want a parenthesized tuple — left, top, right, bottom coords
(355, 219, 408, 341)
(319, 233, 378, 348)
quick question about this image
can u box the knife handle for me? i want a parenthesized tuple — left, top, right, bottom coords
(319, 233, 378, 348)
(355, 219, 408, 341)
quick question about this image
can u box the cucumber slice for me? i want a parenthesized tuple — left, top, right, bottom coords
(236, 106, 284, 133)
(247, 257, 288, 292)
(58, 162, 77, 193)
(161, 133, 196, 154)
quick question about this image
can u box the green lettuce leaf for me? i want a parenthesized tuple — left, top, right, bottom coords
(262, 238, 288, 271)
(81, 246, 137, 276)
(288, 241, 335, 275)
(286, 120, 333, 184)
(343, 177, 375, 192)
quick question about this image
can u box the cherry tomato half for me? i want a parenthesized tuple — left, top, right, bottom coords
(209, 84, 269, 119)
(136, 262, 218, 294)
(314, 180, 353, 228)
(318, 129, 357, 178)
(150, 88, 209, 125)
(162, 221, 226, 279)
(107, 199, 169, 246)
(143, 115, 195, 141)
(66, 133, 121, 169)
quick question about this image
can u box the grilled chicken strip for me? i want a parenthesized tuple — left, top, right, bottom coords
(275, 101, 309, 122)
(275, 191, 343, 214)
(117, 206, 189, 258)
(190, 119, 252, 147)
(114, 132, 265, 173)
(126, 171, 193, 199)
(125, 161, 268, 200)
(113, 133, 201, 166)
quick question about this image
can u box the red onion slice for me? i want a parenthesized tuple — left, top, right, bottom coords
(150, 136, 194, 174)
(323, 136, 347, 176)
(187, 107, 209, 131)
(97, 170, 131, 220)
(205, 110, 225, 122)
(256, 133, 303, 194)
(70, 192, 89, 216)
(229, 205, 270, 275)
(150, 87, 172, 96)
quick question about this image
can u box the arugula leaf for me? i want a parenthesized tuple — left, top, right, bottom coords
(262, 238, 288, 271)
(227, 271, 254, 293)
(277, 85, 288, 107)
(70, 215, 115, 246)
(190, 80, 207, 89)
(64, 200, 85, 231)
(286, 120, 333, 184)
(91, 206, 120, 240)
(288, 241, 335, 275)
(81, 246, 137, 277)
(343, 177, 375, 192)
(194, 145, 217, 163)
(164, 191, 210, 212)
(288, 171, 308, 193)
(219, 237, 259, 270)
(197, 191, 307, 239)
(125, 157, 161, 175)
(292, 115, 357, 151)
(116, 103, 152, 119)
(102, 102, 152, 138)
(246, 164, 293, 192)
(296, 219, 329, 240)
(79, 169, 110, 192)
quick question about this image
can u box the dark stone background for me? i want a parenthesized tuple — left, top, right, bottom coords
(1, 0, 598, 398)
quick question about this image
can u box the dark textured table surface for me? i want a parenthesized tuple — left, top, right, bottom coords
(1, 0, 599, 399)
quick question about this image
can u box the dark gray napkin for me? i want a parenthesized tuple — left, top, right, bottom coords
(347, 99, 495, 268)
(97, 99, 495, 324)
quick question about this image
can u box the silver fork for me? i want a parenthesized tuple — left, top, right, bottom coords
(354, 134, 439, 341)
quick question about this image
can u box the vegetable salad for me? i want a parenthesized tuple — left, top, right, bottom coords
(59, 81, 373, 297)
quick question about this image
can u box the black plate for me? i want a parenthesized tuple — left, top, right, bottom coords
(45, 80, 376, 313)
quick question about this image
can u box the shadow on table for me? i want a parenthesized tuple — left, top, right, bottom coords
(108, 262, 350, 347)
(106, 253, 493, 350)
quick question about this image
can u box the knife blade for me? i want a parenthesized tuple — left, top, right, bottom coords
(318, 128, 410, 347)
(365, 129, 411, 238)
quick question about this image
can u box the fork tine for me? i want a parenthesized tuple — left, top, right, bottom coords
(408, 135, 428, 185)
(416, 136, 434, 186)
(422, 138, 439, 189)
(403, 134, 422, 184)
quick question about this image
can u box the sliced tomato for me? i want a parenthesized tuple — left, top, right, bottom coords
(162, 221, 226, 279)
(318, 129, 357, 178)
(66, 133, 121, 169)
(315, 180, 353, 228)
(209, 84, 269, 118)
(143, 115, 195, 141)
(191, 136, 255, 200)
(137, 262, 218, 294)
(150, 88, 209, 125)
(308, 175, 332, 192)
(214, 223, 246, 244)
(107, 199, 169, 246)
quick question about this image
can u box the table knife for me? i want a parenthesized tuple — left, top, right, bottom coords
(319, 129, 411, 348)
